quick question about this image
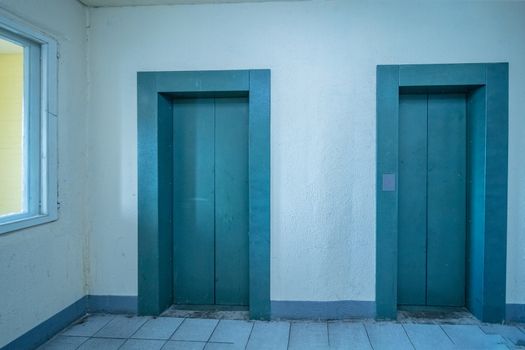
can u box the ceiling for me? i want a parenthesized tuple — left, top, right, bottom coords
(79, 0, 305, 7)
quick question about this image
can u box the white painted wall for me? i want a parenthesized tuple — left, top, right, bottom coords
(0, 0, 88, 347)
(86, 0, 525, 304)
(0, 1, 522, 346)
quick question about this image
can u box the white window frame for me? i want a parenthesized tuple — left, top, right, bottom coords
(0, 9, 58, 234)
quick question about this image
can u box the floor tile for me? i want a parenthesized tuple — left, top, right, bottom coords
(162, 341, 206, 350)
(246, 321, 290, 350)
(480, 324, 525, 346)
(94, 315, 149, 338)
(441, 324, 509, 349)
(40, 315, 525, 350)
(288, 322, 329, 350)
(328, 322, 372, 349)
(120, 338, 166, 349)
(38, 335, 88, 349)
(365, 322, 414, 350)
(62, 314, 114, 337)
(203, 343, 237, 350)
(207, 320, 253, 349)
(132, 317, 184, 340)
(171, 318, 219, 342)
(77, 337, 126, 350)
(403, 323, 454, 350)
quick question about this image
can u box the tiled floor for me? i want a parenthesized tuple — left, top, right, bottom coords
(39, 314, 525, 350)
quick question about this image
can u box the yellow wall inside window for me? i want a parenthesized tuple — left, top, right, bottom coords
(0, 53, 24, 216)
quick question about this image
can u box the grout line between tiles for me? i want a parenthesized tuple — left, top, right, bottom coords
(243, 321, 255, 350)
(439, 324, 456, 344)
(92, 315, 119, 338)
(205, 318, 222, 344)
(67, 314, 117, 349)
(159, 339, 169, 350)
(72, 334, 91, 350)
(59, 335, 91, 338)
(124, 336, 177, 341)
(286, 321, 292, 350)
(168, 339, 213, 343)
(326, 321, 331, 348)
(401, 323, 416, 350)
(166, 317, 187, 341)
(116, 336, 126, 350)
(363, 323, 375, 350)
(63, 314, 115, 338)
(127, 315, 151, 340)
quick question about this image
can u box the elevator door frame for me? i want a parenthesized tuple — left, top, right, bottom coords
(376, 63, 508, 322)
(138, 70, 270, 319)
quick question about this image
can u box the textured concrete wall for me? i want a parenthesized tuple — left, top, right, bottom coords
(2, 1, 524, 345)
(0, 1, 88, 347)
(86, 0, 525, 304)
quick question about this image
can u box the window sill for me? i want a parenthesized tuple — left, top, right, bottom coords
(0, 212, 58, 235)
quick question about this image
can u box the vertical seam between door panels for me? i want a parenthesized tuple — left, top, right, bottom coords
(213, 97, 217, 306)
(463, 93, 468, 306)
(425, 93, 429, 306)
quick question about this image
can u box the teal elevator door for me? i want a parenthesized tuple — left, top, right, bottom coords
(398, 93, 466, 307)
(173, 97, 249, 306)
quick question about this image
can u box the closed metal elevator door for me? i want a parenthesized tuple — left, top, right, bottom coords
(172, 97, 249, 307)
(398, 93, 467, 307)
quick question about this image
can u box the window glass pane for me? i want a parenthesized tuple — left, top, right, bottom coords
(0, 37, 24, 217)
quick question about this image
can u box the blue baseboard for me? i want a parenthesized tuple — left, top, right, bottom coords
(271, 300, 376, 320)
(506, 304, 525, 323)
(2, 296, 87, 350)
(1, 295, 138, 350)
(87, 295, 138, 314)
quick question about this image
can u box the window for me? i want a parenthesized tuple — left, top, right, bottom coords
(0, 11, 58, 234)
